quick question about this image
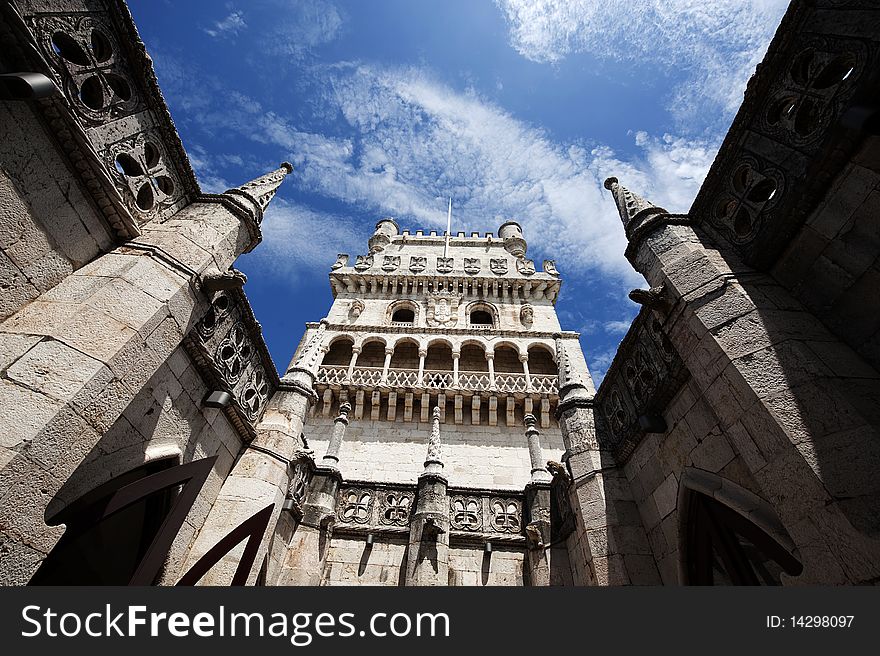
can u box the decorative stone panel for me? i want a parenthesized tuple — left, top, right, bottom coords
(689, 12, 879, 268)
(595, 308, 688, 462)
(334, 482, 525, 541)
(16, 1, 200, 227)
(184, 289, 279, 437)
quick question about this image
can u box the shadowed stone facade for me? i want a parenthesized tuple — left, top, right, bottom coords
(1, 0, 879, 586)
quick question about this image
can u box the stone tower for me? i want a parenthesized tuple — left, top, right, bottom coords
(280, 218, 595, 585)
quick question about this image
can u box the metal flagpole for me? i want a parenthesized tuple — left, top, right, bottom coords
(444, 197, 452, 258)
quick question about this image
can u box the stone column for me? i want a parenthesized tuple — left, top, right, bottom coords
(523, 414, 552, 586)
(417, 348, 427, 387)
(452, 350, 460, 387)
(555, 336, 657, 585)
(486, 352, 496, 390)
(181, 321, 327, 585)
(0, 164, 292, 585)
(345, 346, 360, 382)
(525, 413, 551, 484)
(380, 347, 394, 384)
(404, 407, 449, 586)
(520, 353, 532, 391)
(321, 403, 351, 468)
(277, 402, 352, 585)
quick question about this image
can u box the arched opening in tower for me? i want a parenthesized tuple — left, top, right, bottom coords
(527, 345, 556, 375)
(494, 345, 521, 373)
(460, 343, 489, 372)
(391, 307, 415, 324)
(425, 342, 453, 372)
(355, 340, 386, 368)
(390, 340, 419, 369)
(321, 338, 354, 365)
(469, 309, 493, 326)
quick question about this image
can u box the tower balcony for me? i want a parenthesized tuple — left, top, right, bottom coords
(316, 365, 558, 396)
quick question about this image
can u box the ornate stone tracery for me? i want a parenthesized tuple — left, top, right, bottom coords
(33, 13, 140, 123)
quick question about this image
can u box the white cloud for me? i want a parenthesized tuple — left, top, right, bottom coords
(603, 320, 632, 335)
(153, 53, 716, 287)
(246, 198, 367, 280)
(264, 64, 716, 283)
(494, 0, 788, 127)
(203, 9, 247, 38)
(259, 0, 344, 60)
(587, 345, 619, 385)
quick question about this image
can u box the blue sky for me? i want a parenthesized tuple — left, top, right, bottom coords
(130, 0, 788, 382)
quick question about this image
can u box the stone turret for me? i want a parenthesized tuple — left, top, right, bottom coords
(368, 217, 400, 253)
(499, 221, 527, 257)
(555, 336, 592, 417)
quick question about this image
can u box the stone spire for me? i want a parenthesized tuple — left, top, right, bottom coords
(223, 162, 293, 225)
(423, 406, 444, 475)
(555, 336, 592, 413)
(285, 319, 328, 386)
(603, 177, 667, 237)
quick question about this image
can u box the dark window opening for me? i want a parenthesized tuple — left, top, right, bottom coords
(391, 308, 415, 323)
(470, 310, 493, 325)
(685, 491, 802, 585)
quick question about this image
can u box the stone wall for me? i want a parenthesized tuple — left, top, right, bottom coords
(304, 413, 565, 490)
(0, 101, 115, 321)
(448, 545, 525, 586)
(622, 377, 763, 584)
(322, 536, 407, 586)
(320, 537, 529, 586)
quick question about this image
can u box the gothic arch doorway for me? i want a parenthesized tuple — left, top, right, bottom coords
(680, 469, 803, 585)
(30, 456, 215, 585)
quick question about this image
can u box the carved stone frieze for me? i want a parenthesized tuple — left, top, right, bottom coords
(337, 488, 374, 525)
(464, 258, 480, 275)
(354, 255, 373, 271)
(516, 258, 535, 275)
(489, 497, 522, 533)
(381, 255, 400, 272)
(31, 12, 141, 125)
(105, 130, 181, 220)
(185, 289, 279, 436)
(378, 491, 413, 526)
(450, 496, 482, 531)
(332, 482, 525, 540)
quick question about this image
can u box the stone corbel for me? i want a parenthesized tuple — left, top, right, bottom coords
(202, 268, 248, 293)
(628, 283, 667, 310)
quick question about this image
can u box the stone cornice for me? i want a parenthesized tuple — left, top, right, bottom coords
(306, 321, 580, 341)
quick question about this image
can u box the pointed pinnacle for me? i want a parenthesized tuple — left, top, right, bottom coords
(603, 176, 667, 237)
(224, 162, 293, 225)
